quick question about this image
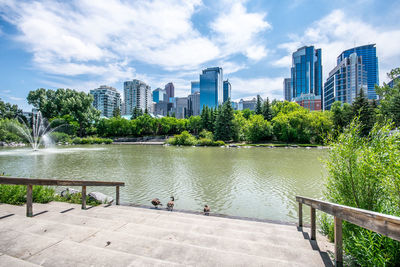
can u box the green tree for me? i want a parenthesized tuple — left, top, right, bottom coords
(255, 95, 262, 115)
(261, 97, 272, 121)
(131, 107, 143, 120)
(242, 108, 253, 119)
(376, 67, 400, 126)
(187, 116, 202, 135)
(331, 101, 352, 132)
(27, 88, 100, 136)
(0, 98, 23, 120)
(214, 99, 235, 141)
(246, 114, 273, 142)
(352, 89, 375, 136)
(113, 108, 121, 118)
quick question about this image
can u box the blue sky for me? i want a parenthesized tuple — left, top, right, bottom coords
(1, 0, 400, 111)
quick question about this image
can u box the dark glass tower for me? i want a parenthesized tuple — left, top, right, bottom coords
(291, 46, 322, 99)
(337, 44, 379, 99)
(223, 80, 231, 103)
(200, 67, 223, 110)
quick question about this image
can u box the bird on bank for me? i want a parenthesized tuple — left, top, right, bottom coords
(151, 198, 162, 209)
(167, 196, 175, 211)
(204, 205, 210, 216)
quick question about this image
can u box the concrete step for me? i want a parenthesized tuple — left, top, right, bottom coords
(0, 228, 184, 267)
(0, 212, 323, 265)
(0, 253, 40, 267)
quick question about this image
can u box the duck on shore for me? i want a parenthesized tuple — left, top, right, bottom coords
(151, 198, 162, 209)
(167, 196, 175, 211)
(204, 205, 210, 216)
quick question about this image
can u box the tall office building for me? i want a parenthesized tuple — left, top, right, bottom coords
(124, 79, 152, 115)
(90, 85, 121, 118)
(165, 82, 175, 99)
(324, 53, 368, 110)
(291, 46, 322, 110)
(191, 81, 200, 94)
(152, 88, 167, 103)
(283, 78, 291, 101)
(337, 44, 379, 99)
(188, 92, 200, 116)
(223, 80, 231, 103)
(173, 97, 188, 119)
(200, 67, 223, 110)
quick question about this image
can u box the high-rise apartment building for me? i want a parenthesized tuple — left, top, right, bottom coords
(165, 82, 175, 99)
(200, 67, 223, 110)
(124, 79, 152, 115)
(283, 78, 291, 101)
(191, 81, 200, 94)
(152, 88, 167, 103)
(291, 46, 322, 110)
(188, 92, 200, 116)
(90, 85, 121, 118)
(223, 80, 231, 103)
(324, 53, 368, 110)
(337, 44, 379, 99)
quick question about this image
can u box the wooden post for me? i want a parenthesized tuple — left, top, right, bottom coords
(334, 216, 343, 267)
(26, 184, 33, 217)
(298, 202, 303, 227)
(311, 207, 316, 240)
(116, 186, 120, 205)
(82, 186, 86, 210)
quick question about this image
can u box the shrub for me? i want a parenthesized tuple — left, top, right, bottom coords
(49, 132, 72, 143)
(213, 140, 226, 146)
(199, 129, 214, 140)
(167, 131, 197, 146)
(322, 120, 400, 265)
(0, 184, 55, 205)
(53, 192, 101, 206)
(72, 137, 113, 144)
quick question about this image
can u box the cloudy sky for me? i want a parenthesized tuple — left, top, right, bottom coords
(1, 0, 399, 110)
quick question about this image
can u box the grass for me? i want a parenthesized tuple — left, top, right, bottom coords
(0, 184, 101, 206)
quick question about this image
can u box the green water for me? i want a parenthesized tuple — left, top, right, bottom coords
(0, 145, 327, 223)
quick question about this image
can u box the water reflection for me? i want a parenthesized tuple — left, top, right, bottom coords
(0, 145, 327, 223)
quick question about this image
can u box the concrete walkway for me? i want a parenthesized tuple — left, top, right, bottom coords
(0, 202, 334, 266)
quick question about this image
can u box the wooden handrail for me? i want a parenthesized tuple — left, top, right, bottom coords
(0, 176, 125, 217)
(296, 196, 400, 267)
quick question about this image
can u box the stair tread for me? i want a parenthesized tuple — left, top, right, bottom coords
(0, 254, 41, 267)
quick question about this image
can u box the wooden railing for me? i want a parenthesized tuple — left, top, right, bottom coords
(296, 196, 400, 267)
(0, 176, 125, 217)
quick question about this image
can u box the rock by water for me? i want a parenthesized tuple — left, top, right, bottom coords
(88, 192, 114, 204)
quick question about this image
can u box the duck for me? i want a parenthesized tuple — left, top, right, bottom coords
(167, 196, 175, 211)
(151, 198, 162, 209)
(204, 205, 210, 216)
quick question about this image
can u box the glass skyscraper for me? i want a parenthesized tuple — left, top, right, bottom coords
(200, 67, 223, 110)
(283, 78, 291, 101)
(324, 53, 367, 110)
(191, 81, 200, 94)
(337, 44, 379, 99)
(223, 80, 231, 103)
(152, 88, 167, 103)
(291, 46, 322, 99)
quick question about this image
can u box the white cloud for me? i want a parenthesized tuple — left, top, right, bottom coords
(275, 9, 400, 84)
(229, 76, 283, 101)
(0, 0, 271, 92)
(8, 96, 24, 101)
(211, 2, 270, 61)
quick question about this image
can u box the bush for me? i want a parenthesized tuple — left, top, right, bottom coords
(72, 137, 113, 144)
(322, 120, 400, 265)
(53, 192, 101, 206)
(49, 132, 72, 143)
(199, 129, 214, 140)
(0, 184, 55, 205)
(167, 131, 198, 146)
(246, 114, 273, 143)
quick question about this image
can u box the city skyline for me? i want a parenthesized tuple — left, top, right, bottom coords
(1, 0, 399, 111)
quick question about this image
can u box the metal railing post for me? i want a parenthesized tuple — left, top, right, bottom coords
(26, 184, 33, 217)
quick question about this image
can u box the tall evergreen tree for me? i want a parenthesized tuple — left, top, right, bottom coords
(352, 89, 374, 136)
(214, 99, 235, 141)
(113, 108, 121, 118)
(261, 97, 272, 121)
(255, 95, 262, 115)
